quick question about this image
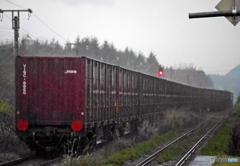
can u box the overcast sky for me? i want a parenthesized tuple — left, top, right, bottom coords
(1, 0, 240, 75)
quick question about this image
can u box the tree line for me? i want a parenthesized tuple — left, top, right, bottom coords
(0, 35, 213, 106)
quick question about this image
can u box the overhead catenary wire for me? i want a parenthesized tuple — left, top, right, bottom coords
(3, 13, 12, 22)
(5, 0, 27, 10)
(0, 53, 13, 66)
(20, 27, 37, 39)
(202, 63, 240, 69)
(5, 0, 68, 42)
(2, 12, 38, 42)
(1, 5, 39, 45)
(0, 30, 13, 34)
(1, 15, 34, 41)
(0, 44, 13, 50)
(32, 14, 67, 42)
(3, 0, 238, 75)
(205, 70, 234, 73)
(0, 34, 14, 36)
(0, 26, 12, 30)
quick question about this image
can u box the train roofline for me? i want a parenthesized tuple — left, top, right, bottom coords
(16, 55, 233, 94)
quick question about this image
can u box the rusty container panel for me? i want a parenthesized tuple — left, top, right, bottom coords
(85, 59, 93, 123)
(118, 68, 123, 118)
(16, 56, 86, 126)
(138, 74, 143, 115)
(85, 59, 118, 123)
(111, 66, 117, 120)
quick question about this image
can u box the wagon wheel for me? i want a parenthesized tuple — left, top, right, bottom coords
(118, 126, 125, 137)
(79, 137, 90, 155)
(88, 135, 97, 153)
(110, 127, 118, 140)
(81, 132, 97, 155)
(103, 127, 114, 141)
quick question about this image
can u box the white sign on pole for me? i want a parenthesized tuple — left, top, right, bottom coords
(216, 0, 240, 26)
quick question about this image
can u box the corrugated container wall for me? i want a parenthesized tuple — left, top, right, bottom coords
(16, 56, 86, 126)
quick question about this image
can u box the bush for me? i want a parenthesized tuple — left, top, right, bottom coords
(200, 120, 240, 156)
(0, 98, 30, 161)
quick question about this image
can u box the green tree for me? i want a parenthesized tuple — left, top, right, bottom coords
(89, 37, 100, 59)
(146, 51, 159, 76)
(101, 41, 111, 62)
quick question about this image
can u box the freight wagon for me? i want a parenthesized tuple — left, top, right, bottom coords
(15, 56, 233, 154)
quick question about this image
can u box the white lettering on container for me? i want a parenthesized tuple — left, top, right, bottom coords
(23, 64, 27, 95)
(65, 70, 77, 74)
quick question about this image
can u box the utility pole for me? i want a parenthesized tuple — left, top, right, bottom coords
(66, 43, 89, 56)
(66, 43, 79, 56)
(0, 9, 32, 56)
(170, 67, 173, 80)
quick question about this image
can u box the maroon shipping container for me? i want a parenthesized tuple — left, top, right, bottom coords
(16, 56, 86, 126)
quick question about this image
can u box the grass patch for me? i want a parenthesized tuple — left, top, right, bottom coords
(100, 130, 181, 165)
(0, 153, 19, 163)
(62, 154, 104, 166)
(156, 126, 207, 164)
(231, 102, 240, 118)
(64, 109, 201, 166)
(71, 129, 182, 166)
(0, 98, 31, 163)
(199, 120, 240, 156)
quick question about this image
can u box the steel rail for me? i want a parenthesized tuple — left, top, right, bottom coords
(0, 155, 37, 166)
(34, 157, 63, 166)
(136, 122, 205, 166)
(175, 120, 222, 166)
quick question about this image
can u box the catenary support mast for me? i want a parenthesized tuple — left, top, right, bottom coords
(0, 9, 32, 56)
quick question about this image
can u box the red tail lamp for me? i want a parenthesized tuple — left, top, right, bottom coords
(71, 120, 83, 131)
(17, 119, 28, 131)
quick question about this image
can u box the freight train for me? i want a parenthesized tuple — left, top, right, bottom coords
(15, 56, 233, 154)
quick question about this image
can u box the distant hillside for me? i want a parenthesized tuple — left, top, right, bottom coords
(209, 64, 240, 103)
(226, 64, 240, 79)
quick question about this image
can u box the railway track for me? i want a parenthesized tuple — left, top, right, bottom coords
(175, 119, 222, 166)
(0, 155, 37, 166)
(136, 122, 206, 166)
(34, 157, 63, 166)
(136, 119, 222, 166)
(0, 120, 219, 166)
(0, 154, 66, 166)
(0, 131, 134, 166)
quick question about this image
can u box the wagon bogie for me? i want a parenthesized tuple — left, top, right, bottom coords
(15, 56, 233, 154)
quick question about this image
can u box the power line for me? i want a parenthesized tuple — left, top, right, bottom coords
(202, 63, 239, 69)
(5, 0, 68, 42)
(205, 70, 231, 72)
(0, 30, 13, 34)
(0, 34, 14, 36)
(0, 37, 13, 42)
(0, 44, 13, 50)
(3, 13, 37, 41)
(3, 1, 36, 41)
(0, 27, 12, 30)
(2, 13, 34, 38)
(19, 29, 27, 35)
(0, 53, 13, 66)
(3, 13, 12, 21)
(0, 36, 13, 38)
(32, 14, 67, 42)
(20, 27, 37, 39)
(5, 0, 26, 10)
